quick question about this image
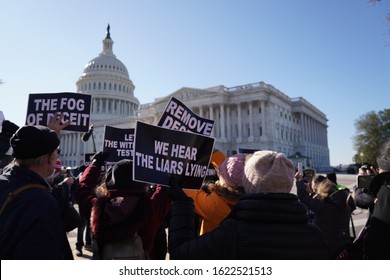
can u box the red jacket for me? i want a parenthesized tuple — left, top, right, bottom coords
(77, 164, 171, 258)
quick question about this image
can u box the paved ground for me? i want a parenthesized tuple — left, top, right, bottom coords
(67, 221, 93, 260)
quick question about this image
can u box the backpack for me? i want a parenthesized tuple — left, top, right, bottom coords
(102, 233, 146, 260)
(0, 184, 47, 215)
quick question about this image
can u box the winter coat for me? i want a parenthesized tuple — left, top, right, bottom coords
(364, 172, 390, 259)
(183, 185, 241, 235)
(77, 164, 171, 258)
(0, 164, 72, 259)
(296, 181, 351, 257)
(169, 192, 330, 259)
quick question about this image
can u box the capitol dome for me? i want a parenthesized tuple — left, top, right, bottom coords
(76, 25, 139, 121)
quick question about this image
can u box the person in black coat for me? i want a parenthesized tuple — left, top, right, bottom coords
(0, 115, 71, 259)
(168, 150, 330, 260)
(364, 138, 390, 259)
(296, 176, 352, 258)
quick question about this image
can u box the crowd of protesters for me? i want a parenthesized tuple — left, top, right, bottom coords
(1, 117, 389, 260)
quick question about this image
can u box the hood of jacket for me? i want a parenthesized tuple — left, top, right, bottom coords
(230, 192, 309, 224)
(91, 189, 152, 245)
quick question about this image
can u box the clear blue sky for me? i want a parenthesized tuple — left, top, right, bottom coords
(1, 0, 389, 166)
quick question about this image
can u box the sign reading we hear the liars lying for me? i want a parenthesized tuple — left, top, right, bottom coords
(133, 121, 215, 189)
(25, 92, 92, 132)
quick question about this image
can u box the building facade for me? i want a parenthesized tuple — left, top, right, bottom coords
(59, 26, 139, 167)
(60, 27, 330, 171)
(139, 83, 330, 171)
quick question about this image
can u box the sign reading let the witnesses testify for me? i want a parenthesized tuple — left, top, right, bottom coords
(133, 121, 215, 189)
(103, 125, 135, 163)
(25, 92, 92, 132)
(158, 97, 214, 136)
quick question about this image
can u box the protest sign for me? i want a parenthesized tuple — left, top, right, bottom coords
(204, 149, 227, 182)
(25, 92, 92, 132)
(157, 97, 214, 136)
(84, 152, 113, 173)
(133, 121, 215, 189)
(84, 153, 95, 166)
(103, 125, 135, 163)
(0, 111, 4, 124)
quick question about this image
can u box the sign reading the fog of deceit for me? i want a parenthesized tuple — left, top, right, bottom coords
(25, 92, 92, 132)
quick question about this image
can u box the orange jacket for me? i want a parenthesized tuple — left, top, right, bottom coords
(183, 188, 238, 235)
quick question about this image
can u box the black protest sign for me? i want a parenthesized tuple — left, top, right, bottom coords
(25, 92, 92, 132)
(103, 126, 135, 163)
(84, 152, 113, 173)
(84, 153, 95, 166)
(157, 97, 214, 136)
(133, 121, 215, 189)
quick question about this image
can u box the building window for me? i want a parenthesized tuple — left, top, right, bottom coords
(260, 126, 263, 136)
(98, 83, 101, 90)
(259, 107, 262, 114)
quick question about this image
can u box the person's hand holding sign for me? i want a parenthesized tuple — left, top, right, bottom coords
(167, 176, 192, 201)
(47, 113, 71, 134)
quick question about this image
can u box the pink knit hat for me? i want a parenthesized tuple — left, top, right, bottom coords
(242, 150, 294, 193)
(218, 153, 246, 190)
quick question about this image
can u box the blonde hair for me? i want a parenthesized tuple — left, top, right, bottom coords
(316, 179, 338, 199)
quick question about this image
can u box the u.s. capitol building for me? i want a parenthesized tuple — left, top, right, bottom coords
(59, 27, 330, 171)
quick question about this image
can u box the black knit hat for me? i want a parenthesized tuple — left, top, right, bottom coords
(105, 159, 145, 190)
(326, 172, 338, 185)
(10, 125, 60, 159)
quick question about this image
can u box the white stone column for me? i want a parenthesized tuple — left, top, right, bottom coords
(67, 135, 71, 157)
(248, 102, 254, 141)
(199, 106, 203, 118)
(93, 98, 97, 114)
(220, 104, 226, 140)
(227, 105, 231, 140)
(76, 133, 80, 162)
(261, 101, 267, 140)
(310, 118, 316, 144)
(306, 116, 310, 144)
(209, 105, 214, 137)
(300, 114, 305, 143)
(237, 103, 242, 142)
